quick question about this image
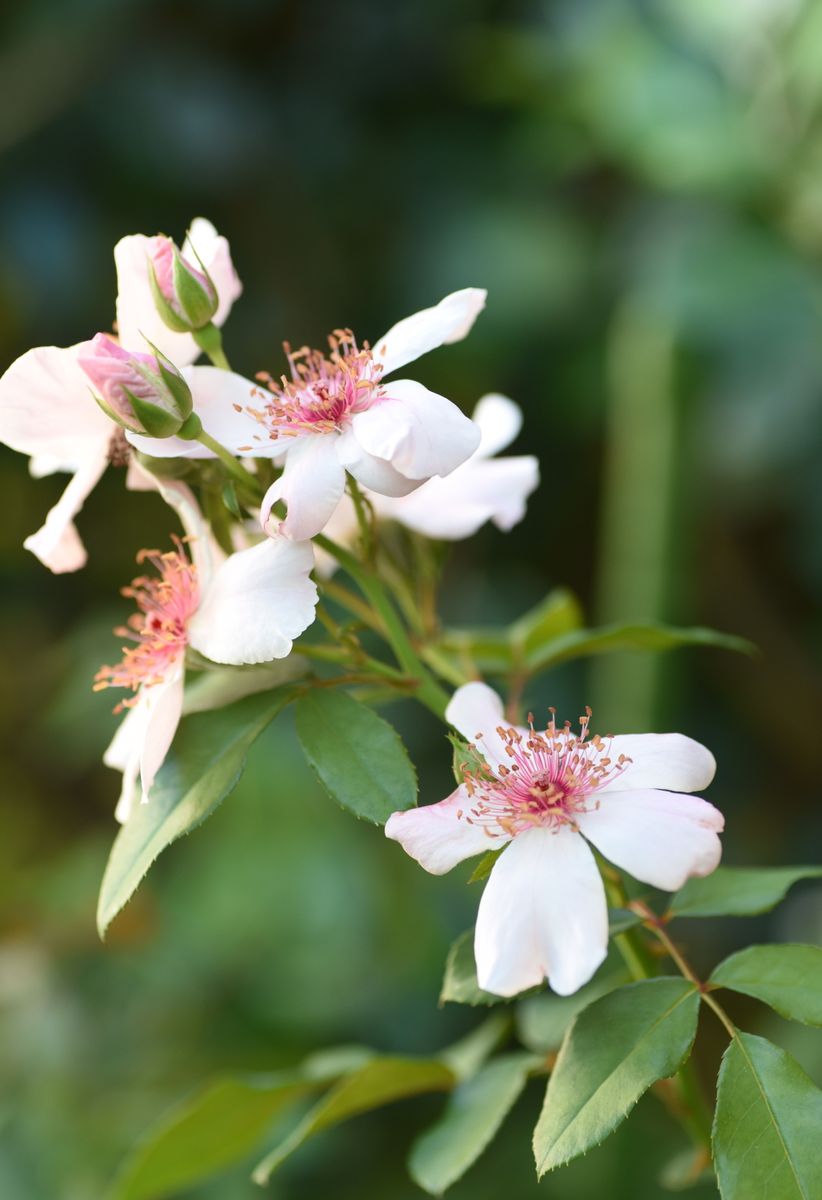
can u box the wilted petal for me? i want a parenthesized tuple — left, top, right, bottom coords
(0, 343, 112, 462)
(382, 454, 538, 539)
(446, 681, 512, 770)
(352, 379, 480, 480)
(604, 734, 716, 794)
(261, 435, 346, 541)
(372, 288, 486, 377)
(385, 786, 507, 875)
(577, 789, 724, 892)
(24, 448, 109, 572)
(188, 537, 317, 664)
(475, 826, 608, 998)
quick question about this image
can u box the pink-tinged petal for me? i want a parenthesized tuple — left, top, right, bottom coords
(372, 288, 487, 377)
(475, 826, 608, 998)
(472, 393, 523, 458)
(352, 379, 480, 481)
(381, 454, 539, 540)
(183, 217, 242, 329)
(577, 789, 724, 892)
(603, 734, 716, 794)
(0, 343, 112, 462)
(335, 428, 422, 497)
(385, 786, 507, 875)
(261, 435, 346, 541)
(126, 367, 268, 459)
(446, 681, 511, 770)
(23, 448, 109, 572)
(188, 537, 317, 665)
(140, 668, 186, 801)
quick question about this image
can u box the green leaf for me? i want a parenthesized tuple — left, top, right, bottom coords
(516, 951, 631, 1053)
(668, 865, 822, 919)
(710, 944, 822, 1026)
(509, 588, 583, 662)
(533, 978, 700, 1175)
(467, 849, 503, 884)
(439, 1014, 511, 1083)
(252, 1057, 454, 1184)
(436, 628, 513, 674)
(97, 688, 293, 937)
(408, 1053, 538, 1195)
(294, 689, 417, 824)
(526, 621, 755, 674)
(181, 657, 306, 715)
(440, 930, 504, 1007)
(713, 1033, 822, 1200)
(449, 732, 494, 787)
(110, 1072, 319, 1200)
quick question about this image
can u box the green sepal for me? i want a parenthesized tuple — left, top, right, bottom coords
(148, 263, 192, 333)
(126, 387, 185, 439)
(173, 248, 218, 328)
(91, 388, 143, 434)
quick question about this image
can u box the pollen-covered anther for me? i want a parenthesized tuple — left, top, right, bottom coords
(93, 537, 199, 711)
(250, 329, 384, 437)
(460, 707, 631, 836)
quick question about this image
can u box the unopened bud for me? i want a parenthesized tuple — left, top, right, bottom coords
(147, 234, 219, 333)
(78, 333, 193, 438)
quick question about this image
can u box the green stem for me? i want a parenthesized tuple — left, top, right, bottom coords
(347, 476, 376, 565)
(195, 429, 262, 496)
(193, 322, 231, 370)
(314, 533, 451, 719)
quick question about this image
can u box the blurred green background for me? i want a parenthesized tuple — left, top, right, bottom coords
(3, 1, 822, 1196)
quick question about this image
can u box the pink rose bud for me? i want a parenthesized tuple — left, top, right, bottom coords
(147, 234, 219, 333)
(78, 333, 194, 438)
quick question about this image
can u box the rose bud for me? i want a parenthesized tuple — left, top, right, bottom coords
(147, 234, 219, 333)
(77, 334, 194, 438)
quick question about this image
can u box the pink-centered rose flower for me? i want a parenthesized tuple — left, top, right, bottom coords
(386, 682, 724, 998)
(97, 475, 317, 822)
(128, 289, 487, 541)
(316, 394, 539, 568)
(78, 334, 193, 437)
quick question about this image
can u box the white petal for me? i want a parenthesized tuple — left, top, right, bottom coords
(373, 288, 487, 376)
(0, 343, 112, 462)
(381, 455, 539, 540)
(475, 826, 608, 998)
(115, 234, 200, 365)
(126, 368, 269, 459)
(335, 428, 422, 497)
(445, 682, 510, 770)
(351, 380, 480, 480)
(140, 669, 186, 800)
(472, 393, 523, 458)
(577, 789, 725, 892)
(384, 786, 508, 875)
(188, 537, 317, 664)
(603, 733, 716, 794)
(183, 217, 242, 329)
(261, 435, 346, 541)
(104, 700, 149, 823)
(23, 448, 109, 572)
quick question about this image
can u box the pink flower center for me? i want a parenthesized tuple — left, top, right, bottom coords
(458, 709, 631, 838)
(94, 540, 199, 711)
(244, 330, 383, 443)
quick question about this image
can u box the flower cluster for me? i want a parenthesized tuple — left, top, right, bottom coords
(0, 217, 724, 999)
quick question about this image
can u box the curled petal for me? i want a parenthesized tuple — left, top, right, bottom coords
(604, 734, 716, 794)
(261, 435, 346, 541)
(385, 786, 507, 875)
(577, 789, 724, 892)
(372, 288, 487, 377)
(24, 449, 109, 572)
(351, 379, 480, 480)
(335, 428, 421, 498)
(446, 681, 510, 770)
(188, 537, 317, 665)
(475, 826, 608, 998)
